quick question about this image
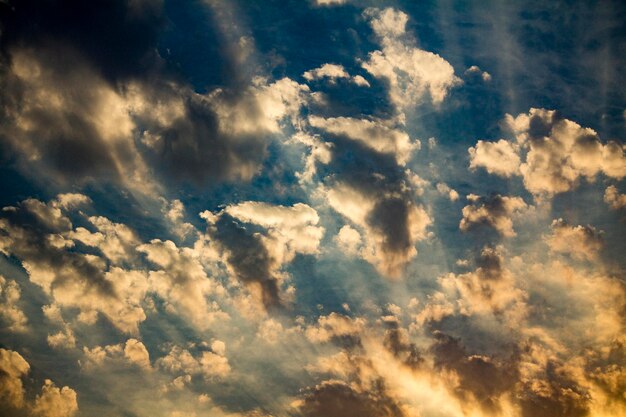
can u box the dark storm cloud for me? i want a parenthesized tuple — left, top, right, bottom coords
(209, 214, 280, 309)
(299, 380, 405, 417)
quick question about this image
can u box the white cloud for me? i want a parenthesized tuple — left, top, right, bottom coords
(472, 109, 626, 196)
(464, 65, 491, 82)
(223, 201, 325, 265)
(138, 239, 226, 329)
(468, 139, 521, 177)
(0, 276, 27, 332)
(362, 8, 461, 109)
(604, 185, 626, 210)
(334, 225, 362, 256)
(157, 345, 230, 379)
(303, 63, 370, 87)
(323, 183, 430, 278)
(0, 348, 30, 409)
(309, 116, 419, 166)
(82, 339, 151, 370)
(544, 219, 603, 261)
(436, 183, 459, 201)
(32, 380, 78, 417)
(460, 194, 527, 237)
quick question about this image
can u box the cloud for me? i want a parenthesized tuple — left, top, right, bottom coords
(430, 332, 519, 414)
(460, 194, 527, 237)
(82, 339, 151, 370)
(204, 202, 324, 309)
(323, 182, 430, 278)
(604, 185, 626, 210)
(31, 380, 78, 417)
(313, 0, 347, 6)
(297, 380, 406, 417)
(468, 139, 521, 177)
(0, 276, 27, 332)
(437, 246, 527, 319)
(309, 116, 419, 166)
(0, 348, 30, 410)
(464, 65, 491, 82)
(303, 64, 370, 87)
(362, 8, 461, 109)
(157, 344, 230, 380)
(544, 219, 603, 261)
(0, 196, 149, 334)
(138, 239, 226, 329)
(0, 349, 78, 417)
(472, 109, 626, 196)
(436, 183, 459, 201)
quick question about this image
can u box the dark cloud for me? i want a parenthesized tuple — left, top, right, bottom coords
(0, 0, 276, 190)
(299, 380, 405, 417)
(430, 332, 519, 413)
(0, 0, 165, 82)
(518, 360, 590, 417)
(138, 88, 268, 185)
(318, 132, 429, 277)
(382, 318, 422, 369)
(0, 199, 115, 297)
(209, 214, 280, 309)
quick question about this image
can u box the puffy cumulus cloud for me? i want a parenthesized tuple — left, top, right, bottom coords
(31, 380, 78, 417)
(69, 216, 140, 265)
(0, 276, 28, 332)
(464, 65, 491, 82)
(604, 185, 626, 210)
(0, 196, 149, 334)
(334, 225, 362, 256)
(304, 64, 349, 82)
(0, 348, 30, 410)
(208, 77, 309, 137)
(323, 182, 430, 278)
(137, 239, 226, 329)
(435, 183, 459, 202)
(474, 108, 626, 196)
(288, 132, 334, 183)
(303, 64, 370, 87)
(82, 339, 151, 370)
(0, 349, 79, 417)
(157, 344, 230, 380)
(309, 116, 419, 166)
(362, 8, 461, 109)
(460, 194, 528, 237)
(544, 219, 603, 261)
(305, 313, 366, 346)
(204, 202, 324, 309)
(468, 139, 521, 177)
(437, 247, 527, 320)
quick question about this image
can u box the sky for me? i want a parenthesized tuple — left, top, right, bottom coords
(0, 0, 625, 416)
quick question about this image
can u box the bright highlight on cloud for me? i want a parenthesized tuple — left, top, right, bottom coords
(0, 1, 624, 417)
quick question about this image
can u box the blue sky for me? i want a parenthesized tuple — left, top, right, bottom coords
(0, 1, 625, 417)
